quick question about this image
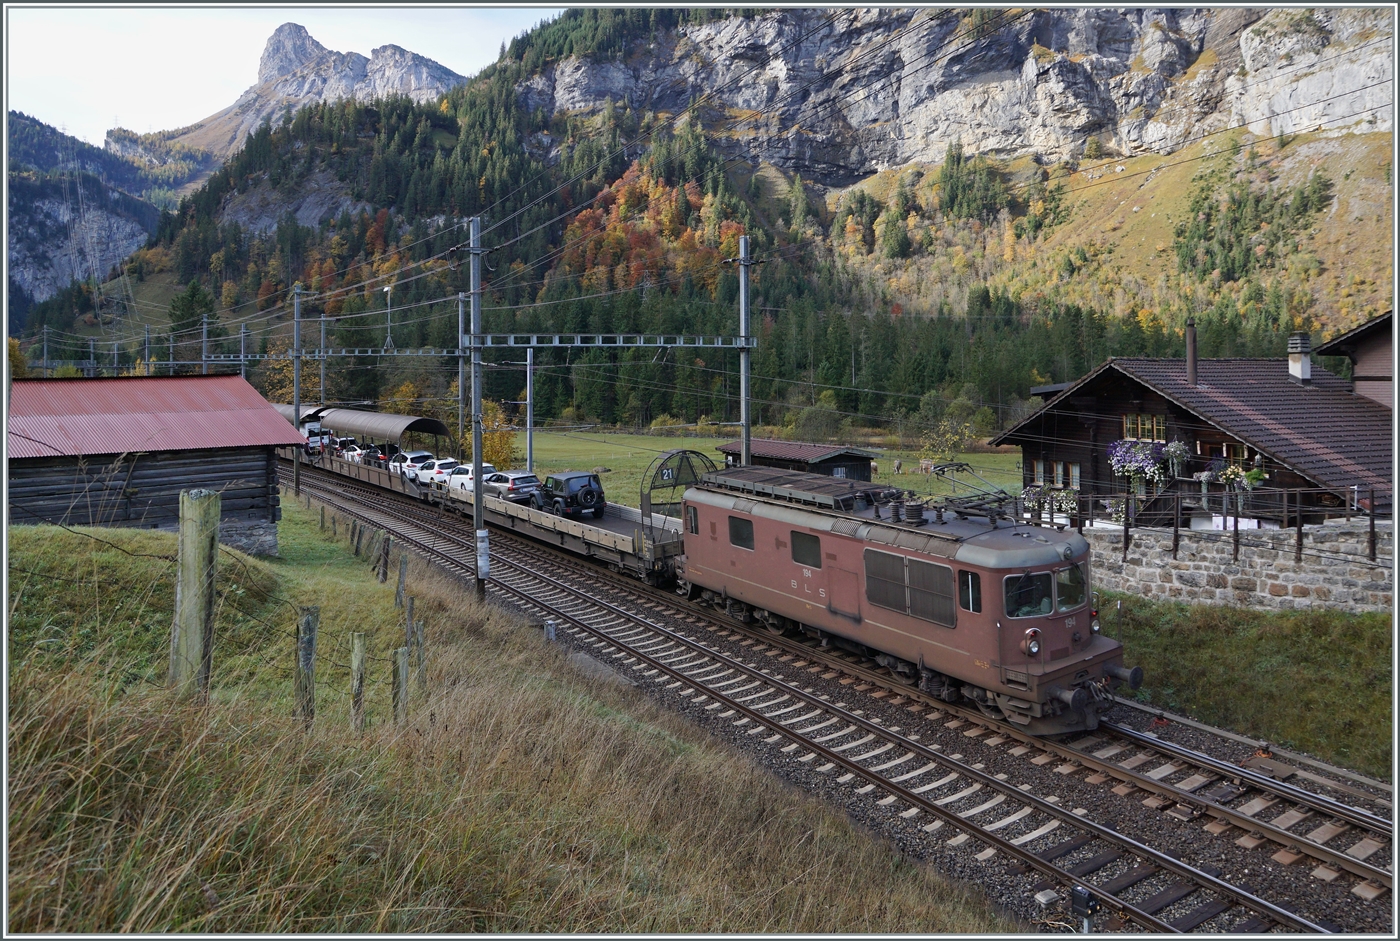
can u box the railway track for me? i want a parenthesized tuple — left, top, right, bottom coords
(287, 466, 1391, 931)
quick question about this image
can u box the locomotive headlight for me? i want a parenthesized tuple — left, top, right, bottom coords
(1090, 617, 1101, 633)
(1020, 628, 1042, 657)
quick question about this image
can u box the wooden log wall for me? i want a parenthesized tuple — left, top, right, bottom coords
(8, 447, 280, 529)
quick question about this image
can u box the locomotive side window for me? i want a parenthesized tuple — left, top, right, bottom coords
(1056, 563, 1087, 612)
(864, 549, 906, 612)
(686, 506, 699, 535)
(791, 531, 822, 568)
(908, 559, 956, 627)
(728, 516, 755, 550)
(1005, 572, 1053, 618)
(958, 570, 982, 613)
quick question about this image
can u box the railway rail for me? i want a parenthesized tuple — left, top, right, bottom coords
(287, 463, 1390, 931)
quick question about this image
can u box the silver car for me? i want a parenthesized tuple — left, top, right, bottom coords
(483, 470, 540, 503)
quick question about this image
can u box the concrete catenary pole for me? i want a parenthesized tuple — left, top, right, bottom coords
(319, 304, 327, 406)
(470, 217, 488, 602)
(201, 314, 209, 374)
(458, 292, 466, 451)
(144, 324, 150, 375)
(293, 283, 302, 496)
(42, 326, 49, 377)
(738, 234, 752, 466)
(526, 346, 535, 474)
(240, 324, 248, 380)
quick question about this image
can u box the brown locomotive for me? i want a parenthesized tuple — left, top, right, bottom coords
(676, 465, 1143, 735)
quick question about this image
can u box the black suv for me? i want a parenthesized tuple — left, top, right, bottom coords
(534, 471, 606, 520)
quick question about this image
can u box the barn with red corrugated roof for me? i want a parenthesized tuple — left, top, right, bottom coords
(7, 375, 305, 555)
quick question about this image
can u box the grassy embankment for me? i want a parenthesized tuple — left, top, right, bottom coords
(6, 500, 1013, 933)
(1112, 595, 1392, 779)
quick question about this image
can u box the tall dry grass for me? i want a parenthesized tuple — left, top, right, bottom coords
(8, 509, 1014, 933)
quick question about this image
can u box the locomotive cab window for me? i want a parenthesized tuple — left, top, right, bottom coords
(1005, 571, 1053, 618)
(1056, 563, 1087, 612)
(791, 531, 822, 568)
(958, 570, 981, 613)
(728, 516, 754, 550)
(686, 505, 699, 535)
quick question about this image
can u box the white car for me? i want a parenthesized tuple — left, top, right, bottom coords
(416, 458, 460, 487)
(389, 450, 434, 479)
(340, 445, 364, 463)
(446, 462, 497, 494)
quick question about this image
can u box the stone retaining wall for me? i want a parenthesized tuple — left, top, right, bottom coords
(1085, 520, 1392, 613)
(219, 519, 279, 557)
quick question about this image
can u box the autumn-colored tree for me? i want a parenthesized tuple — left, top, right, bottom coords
(8, 337, 30, 381)
(481, 400, 519, 469)
(255, 338, 321, 404)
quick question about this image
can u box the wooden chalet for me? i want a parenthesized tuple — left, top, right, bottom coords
(1315, 310, 1392, 409)
(991, 324, 1392, 523)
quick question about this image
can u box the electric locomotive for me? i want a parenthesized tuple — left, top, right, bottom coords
(675, 464, 1143, 736)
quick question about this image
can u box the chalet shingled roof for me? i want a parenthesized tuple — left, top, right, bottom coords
(991, 358, 1392, 496)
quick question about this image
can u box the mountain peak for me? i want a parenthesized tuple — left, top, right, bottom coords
(259, 23, 329, 83)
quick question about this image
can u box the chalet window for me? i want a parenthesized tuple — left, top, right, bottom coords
(1068, 462, 1081, 488)
(831, 466, 847, 478)
(728, 516, 754, 550)
(791, 531, 822, 568)
(1123, 414, 1166, 442)
(1032, 459, 1045, 484)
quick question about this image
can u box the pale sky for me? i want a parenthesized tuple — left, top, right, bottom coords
(5, 5, 565, 146)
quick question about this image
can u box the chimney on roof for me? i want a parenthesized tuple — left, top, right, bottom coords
(1185, 318, 1197, 386)
(1288, 331, 1312, 386)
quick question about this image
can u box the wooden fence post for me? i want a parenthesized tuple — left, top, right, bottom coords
(169, 489, 220, 699)
(414, 619, 426, 691)
(354, 524, 364, 557)
(378, 534, 390, 582)
(331, 515, 337, 538)
(350, 632, 366, 732)
(405, 596, 414, 652)
(1232, 498, 1240, 563)
(294, 606, 319, 726)
(320, 505, 325, 531)
(350, 520, 359, 555)
(1368, 488, 1377, 562)
(392, 647, 409, 725)
(1121, 495, 1131, 563)
(1295, 490, 1304, 562)
(395, 552, 408, 608)
(1171, 492, 1180, 559)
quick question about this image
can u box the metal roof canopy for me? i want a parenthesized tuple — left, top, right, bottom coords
(715, 438, 876, 463)
(311, 408, 451, 444)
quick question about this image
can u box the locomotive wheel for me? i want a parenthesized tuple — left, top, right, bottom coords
(765, 622, 788, 637)
(975, 700, 1005, 722)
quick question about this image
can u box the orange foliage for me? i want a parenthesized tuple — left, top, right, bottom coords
(554, 162, 743, 301)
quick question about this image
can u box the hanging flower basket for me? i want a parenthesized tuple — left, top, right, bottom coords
(1107, 439, 1167, 487)
(1163, 440, 1190, 479)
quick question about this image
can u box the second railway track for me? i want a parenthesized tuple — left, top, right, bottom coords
(288, 463, 1392, 932)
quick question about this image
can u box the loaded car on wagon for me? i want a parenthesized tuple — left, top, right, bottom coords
(533, 471, 607, 520)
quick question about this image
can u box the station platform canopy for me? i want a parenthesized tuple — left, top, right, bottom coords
(271, 404, 451, 444)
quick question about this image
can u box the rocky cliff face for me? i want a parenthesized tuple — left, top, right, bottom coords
(7, 173, 153, 306)
(516, 7, 1391, 186)
(164, 23, 467, 159)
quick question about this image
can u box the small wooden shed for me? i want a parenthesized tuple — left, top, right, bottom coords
(8, 376, 305, 555)
(716, 438, 877, 482)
